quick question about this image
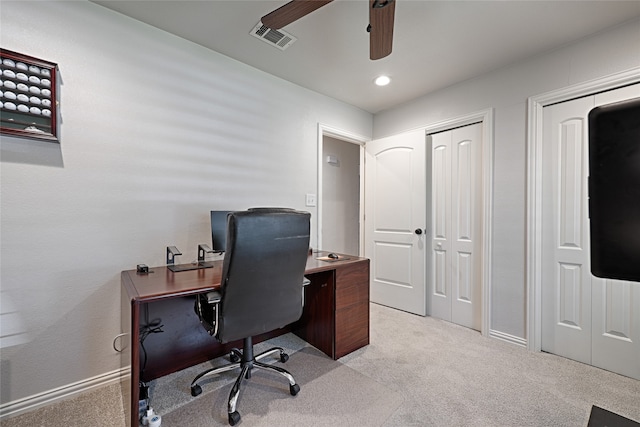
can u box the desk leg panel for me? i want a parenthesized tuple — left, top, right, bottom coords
(120, 273, 138, 427)
(335, 300, 369, 359)
(294, 271, 335, 358)
(334, 260, 370, 359)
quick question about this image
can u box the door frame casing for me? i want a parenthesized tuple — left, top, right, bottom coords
(423, 108, 494, 337)
(526, 66, 640, 352)
(317, 123, 369, 255)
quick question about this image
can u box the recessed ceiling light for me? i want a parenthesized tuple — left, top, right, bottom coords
(374, 75, 391, 86)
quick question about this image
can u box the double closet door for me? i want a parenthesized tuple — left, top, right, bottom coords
(541, 84, 640, 380)
(428, 123, 482, 331)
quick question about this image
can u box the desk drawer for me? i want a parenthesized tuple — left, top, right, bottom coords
(335, 260, 369, 310)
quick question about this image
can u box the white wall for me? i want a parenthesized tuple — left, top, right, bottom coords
(0, 1, 372, 405)
(373, 18, 640, 340)
(321, 136, 360, 255)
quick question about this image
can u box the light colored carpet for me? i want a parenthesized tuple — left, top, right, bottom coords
(0, 382, 125, 427)
(160, 345, 403, 426)
(342, 303, 640, 427)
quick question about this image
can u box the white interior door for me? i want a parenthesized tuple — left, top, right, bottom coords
(428, 123, 482, 330)
(365, 129, 426, 315)
(541, 84, 640, 380)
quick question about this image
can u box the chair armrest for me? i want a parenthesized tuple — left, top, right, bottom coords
(195, 291, 221, 336)
(206, 290, 222, 304)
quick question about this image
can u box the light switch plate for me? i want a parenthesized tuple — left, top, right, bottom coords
(305, 193, 316, 207)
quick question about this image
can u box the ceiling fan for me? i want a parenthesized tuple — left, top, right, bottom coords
(261, 0, 396, 60)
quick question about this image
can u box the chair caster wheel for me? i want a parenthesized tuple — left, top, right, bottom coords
(280, 353, 289, 363)
(190, 384, 202, 397)
(230, 352, 241, 363)
(228, 411, 241, 426)
(290, 383, 300, 396)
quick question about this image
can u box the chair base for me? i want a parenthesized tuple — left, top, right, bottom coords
(190, 337, 300, 426)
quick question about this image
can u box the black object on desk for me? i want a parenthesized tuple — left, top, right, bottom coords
(167, 262, 216, 272)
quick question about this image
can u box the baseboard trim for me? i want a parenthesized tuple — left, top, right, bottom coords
(0, 367, 130, 419)
(489, 329, 527, 347)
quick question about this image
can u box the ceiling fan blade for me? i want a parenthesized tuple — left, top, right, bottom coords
(262, 0, 334, 30)
(369, 0, 395, 60)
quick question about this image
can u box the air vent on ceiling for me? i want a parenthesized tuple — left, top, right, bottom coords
(250, 22, 297, 51)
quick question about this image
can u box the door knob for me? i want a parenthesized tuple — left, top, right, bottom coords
(414, 228, 423, 235)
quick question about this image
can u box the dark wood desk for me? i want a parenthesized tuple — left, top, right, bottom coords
(120, 252, 369, 426)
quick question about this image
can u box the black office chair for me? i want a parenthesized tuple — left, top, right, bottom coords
(191, 208, 311, 426)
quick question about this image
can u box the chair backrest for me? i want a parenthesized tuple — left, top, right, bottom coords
(217, 208, 311, 343)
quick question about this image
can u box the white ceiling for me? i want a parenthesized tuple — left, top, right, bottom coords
(93, 0, 640, 113)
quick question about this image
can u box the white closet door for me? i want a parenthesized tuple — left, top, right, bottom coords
(541, 84, 640, 380)
(541, 96, 594, 364)
(429, 123, 482, 330)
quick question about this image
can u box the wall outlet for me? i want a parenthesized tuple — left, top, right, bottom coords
(305, 193, 317, 207)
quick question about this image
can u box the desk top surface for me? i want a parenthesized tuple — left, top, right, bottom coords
(122, 250, 368, 302)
